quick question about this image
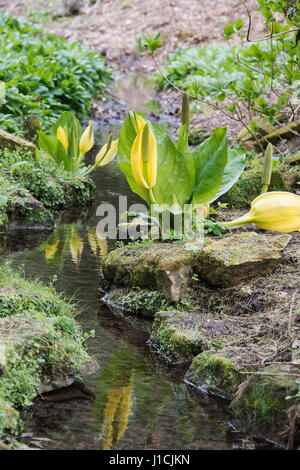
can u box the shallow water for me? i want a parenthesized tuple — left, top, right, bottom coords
(0, 96, 267, 451)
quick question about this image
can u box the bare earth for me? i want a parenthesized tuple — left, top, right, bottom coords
(0, 0, 266, 136)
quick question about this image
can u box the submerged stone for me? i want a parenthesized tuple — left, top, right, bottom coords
(196, 232, 290, 287)
(231, 364, 300, 448)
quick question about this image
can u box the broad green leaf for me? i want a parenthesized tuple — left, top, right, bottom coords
(118, 113, 193, 206)
(192, 127, 228, 206)
(177, 124, 195, 186)
(53, 111, 83, 139)
(210, 147, 245, 203)
(37, 131, 70, 170)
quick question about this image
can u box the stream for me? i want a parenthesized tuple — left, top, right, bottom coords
(0, 75, 267, 450)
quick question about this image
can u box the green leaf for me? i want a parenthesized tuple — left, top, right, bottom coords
(192, 127, 228, 206)
(210, 147, 245, 203)
(37, 130, 70, 170)
(177, 124, 195, 186)
(118, 113, 193, 206)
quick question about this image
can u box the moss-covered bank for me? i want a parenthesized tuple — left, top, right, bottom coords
(0, 146, 95, 231)
(0, 264, 95, 445)
(101, 231, 300, 447)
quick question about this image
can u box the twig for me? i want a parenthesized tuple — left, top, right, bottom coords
(240, 371, 300, 377)
(240, 0, 298, 43)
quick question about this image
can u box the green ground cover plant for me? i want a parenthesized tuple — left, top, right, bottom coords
(0, 12, 111, 136)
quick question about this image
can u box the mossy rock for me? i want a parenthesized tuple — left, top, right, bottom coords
(5, 186, 53, 229)
(188, 128, 211, 146)
(238, 121, 300, 150)
(196, 232, 290, 287)
(185, 351, 245, 400)
(220, 168, 287, 208)
(102, 286, 173, 319)
(231, 364, 300, 448)
(150, 310, 230, 362)
(102, 242, 196, 302)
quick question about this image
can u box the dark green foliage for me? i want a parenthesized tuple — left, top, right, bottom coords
(0, 13, 111, 135)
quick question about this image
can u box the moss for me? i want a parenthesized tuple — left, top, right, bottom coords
(186, 352, 243, 398)
(231, 365, 300, 447)
(0, 264, 93, 442)
(103, 242, 195, 298)
(151, 311, 208, 360)
(220, 168, 287, 208)
(4, 186, 53, 228)
(107, 287, 173, 316)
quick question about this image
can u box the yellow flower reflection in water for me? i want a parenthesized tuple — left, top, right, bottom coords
(45, 239, 60, 260)
(87, 226, 108, 258)
(44, 225, 107, 268)
(102, 376, 133, 450)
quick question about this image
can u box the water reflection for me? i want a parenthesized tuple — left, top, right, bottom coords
(39, 224, 107, 269)
(0, 123, 262, 450)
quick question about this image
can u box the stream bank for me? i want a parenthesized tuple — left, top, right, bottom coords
(101, 228, 300, 448)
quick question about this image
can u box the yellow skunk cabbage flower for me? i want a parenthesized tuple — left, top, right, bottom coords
(95, 135, 118, 167)
(79, 121, 94, 161)
(131, 115, 157, 190)
(224, 191, 300, 233)
(57, 126, 69, 151)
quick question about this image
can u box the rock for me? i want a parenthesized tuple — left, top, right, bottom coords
(5, 186, 53, 230)
(219, 169, 287, 208)
(117, 217, 159, 240)
(150, 310, 232, 362)
(0, 128, 36, 156)
(102, 242, 196, 302)
(196, 232, 291, 287)
(185, 351, 245, 400)
(188, 128, 211, 146)
(0, 344, 6, 375)
(0, 315, 95, 394)
(231, 365, 300, 448)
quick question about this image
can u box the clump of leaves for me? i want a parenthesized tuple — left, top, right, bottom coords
(0, 12, 111, 135)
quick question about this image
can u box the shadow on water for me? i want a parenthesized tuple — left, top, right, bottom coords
(0, 77, 269, 450)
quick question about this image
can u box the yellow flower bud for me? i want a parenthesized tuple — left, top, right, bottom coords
(130, 115, 157, 190)
(95, 137, 118, 167)
(57, 125, 69, 151)
(225, 191, 300, 233)
(79, 121, 94, 160)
